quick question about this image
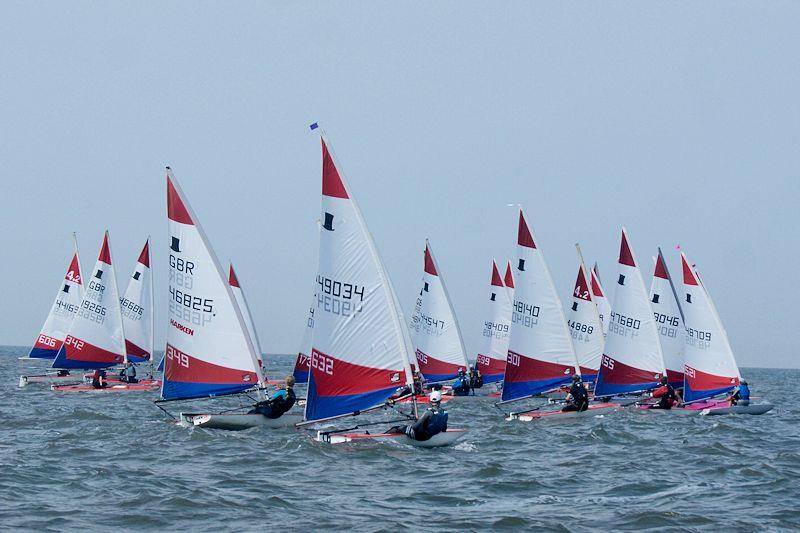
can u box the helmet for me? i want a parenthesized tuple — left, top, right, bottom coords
(429, 390, 443, 403)
(660, 375, 668, 385)
(741, 380, 748, 386)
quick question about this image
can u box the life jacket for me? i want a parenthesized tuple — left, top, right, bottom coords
(423, 409, 448, 437)
(570, 383, 588, 406)
(739, 384, 750, 401)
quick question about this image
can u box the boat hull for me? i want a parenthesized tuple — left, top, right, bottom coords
(637, 400, 774, 416)
(19, 374, 83, 387)
(321, 428, 467, 448)
(51, 382, 159, 392)
(509, 402, 619, 422)
(179, 412, 303, 430)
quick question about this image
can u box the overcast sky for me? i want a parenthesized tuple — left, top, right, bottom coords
(2, 2, 798, 368)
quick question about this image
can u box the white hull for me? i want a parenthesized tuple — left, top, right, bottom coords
(320, 428, 467, 448)
(19, 374, 83, 387)
(179, 412, 303, 430)
(699, 403, 774, 416)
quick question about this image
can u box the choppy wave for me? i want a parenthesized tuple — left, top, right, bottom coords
(2, 347, 798, 531)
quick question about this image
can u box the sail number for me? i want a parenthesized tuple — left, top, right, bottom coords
(507, 351, 521, 366)
(482, 321, 509, 339)
(316, 276, 364, 317)
(317, 275, 364, 300)
(686, 328, 712, 349)
(166, 345, 189, 368)
(476, 354, 491, 366)
(512, 300, 540, 328)
(311, 350, 334, 375)
(601, 355, 615, 370)
(169, 286, 213, 312)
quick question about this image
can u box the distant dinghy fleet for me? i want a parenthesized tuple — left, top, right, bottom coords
(17, 125, 772, 448)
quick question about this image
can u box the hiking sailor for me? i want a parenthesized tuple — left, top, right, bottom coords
(249, 376, 296, 419)
(388, 390, 449, 442)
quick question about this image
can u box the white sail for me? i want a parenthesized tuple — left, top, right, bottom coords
(52, 232, 126, 369)
(305, 133, 413, 422)
(474, 260, 513, 384)
(502, 210, 578, 401)
(293, 303, 314, 383)
(590, 266, 611, 336)
(680, 252, 740, 402)
(593, 228, 664, 396)
(566, 257, 604, 381)
(121, 238, 153, 362)
(29, 241, 84, 359)
(161, 169, 264, 400)
(410, 241, 469, 382)
(648, 250, 685, 386)
(229, 263, 263, 368)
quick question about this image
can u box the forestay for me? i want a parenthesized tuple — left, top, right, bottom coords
(121, 239, 153, 363)
(160, 169, 264, 401)
(293, 303, 314, 383)
(502, 210, 578, 402)
(52, 232, 126, 369)
(649, 251, 685, 387)
(410, 241, 469, 381)
(567, 258, 604, 382)
(474, 260, 513, 384)
(304, 135, 413, 422)
(680, 252, 740, 402)
(594, 229, 664, 396)
(30, 244, 84, 359)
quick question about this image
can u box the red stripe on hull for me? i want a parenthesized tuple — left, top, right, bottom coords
(311, 348, 404, 396)
(599, 356, 661, 385)
(164, 344, 257, 385)
(504, 350, 575, 383)
(64, 336, 124, 365)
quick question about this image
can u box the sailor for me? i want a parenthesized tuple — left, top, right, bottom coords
(452, 368, 471, 396)
(119, 362, 138, 384)
(650, 376, 681, 409)
(249, 376, 296, 419)
(91, 369, 107, 389)
(468, 365, 483, 390)
(562, 374, 589, 412)
(388, 390, 449, 442)
(731, 381, 750, 406)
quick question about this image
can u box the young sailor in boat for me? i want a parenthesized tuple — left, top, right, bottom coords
(248, 376, 296, 419)
(730, 381, 750, 406)
(649, 376, 682, 409)
(561, 374, 589, 412)
(452, 368, 472, 396)
(387, 390, 449, 441)
(91, 369, 108, 389)
(119, 362, 138, 383)
(468, 365, 483, 390)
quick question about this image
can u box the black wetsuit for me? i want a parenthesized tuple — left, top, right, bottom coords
(249, 388, 296, 419)
(469, 369, 483, 390)
(562, 382, 589, 412)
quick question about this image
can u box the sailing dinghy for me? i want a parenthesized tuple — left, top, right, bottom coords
(50, 232, 127, 374)
(474, 260, 513, 384)
(121, 238, 154, 365)
(156, 168, 300, 429)
(501, 209, 579, 405)
(672, 252, 771, 415)
(567, 247, 604, 384)
(593, 229, 665, 398)
(410, 241, 469, 382)
(648, 249, 685, 388)
(19, 238, 85, 386)
(300, 131, 465, 448)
